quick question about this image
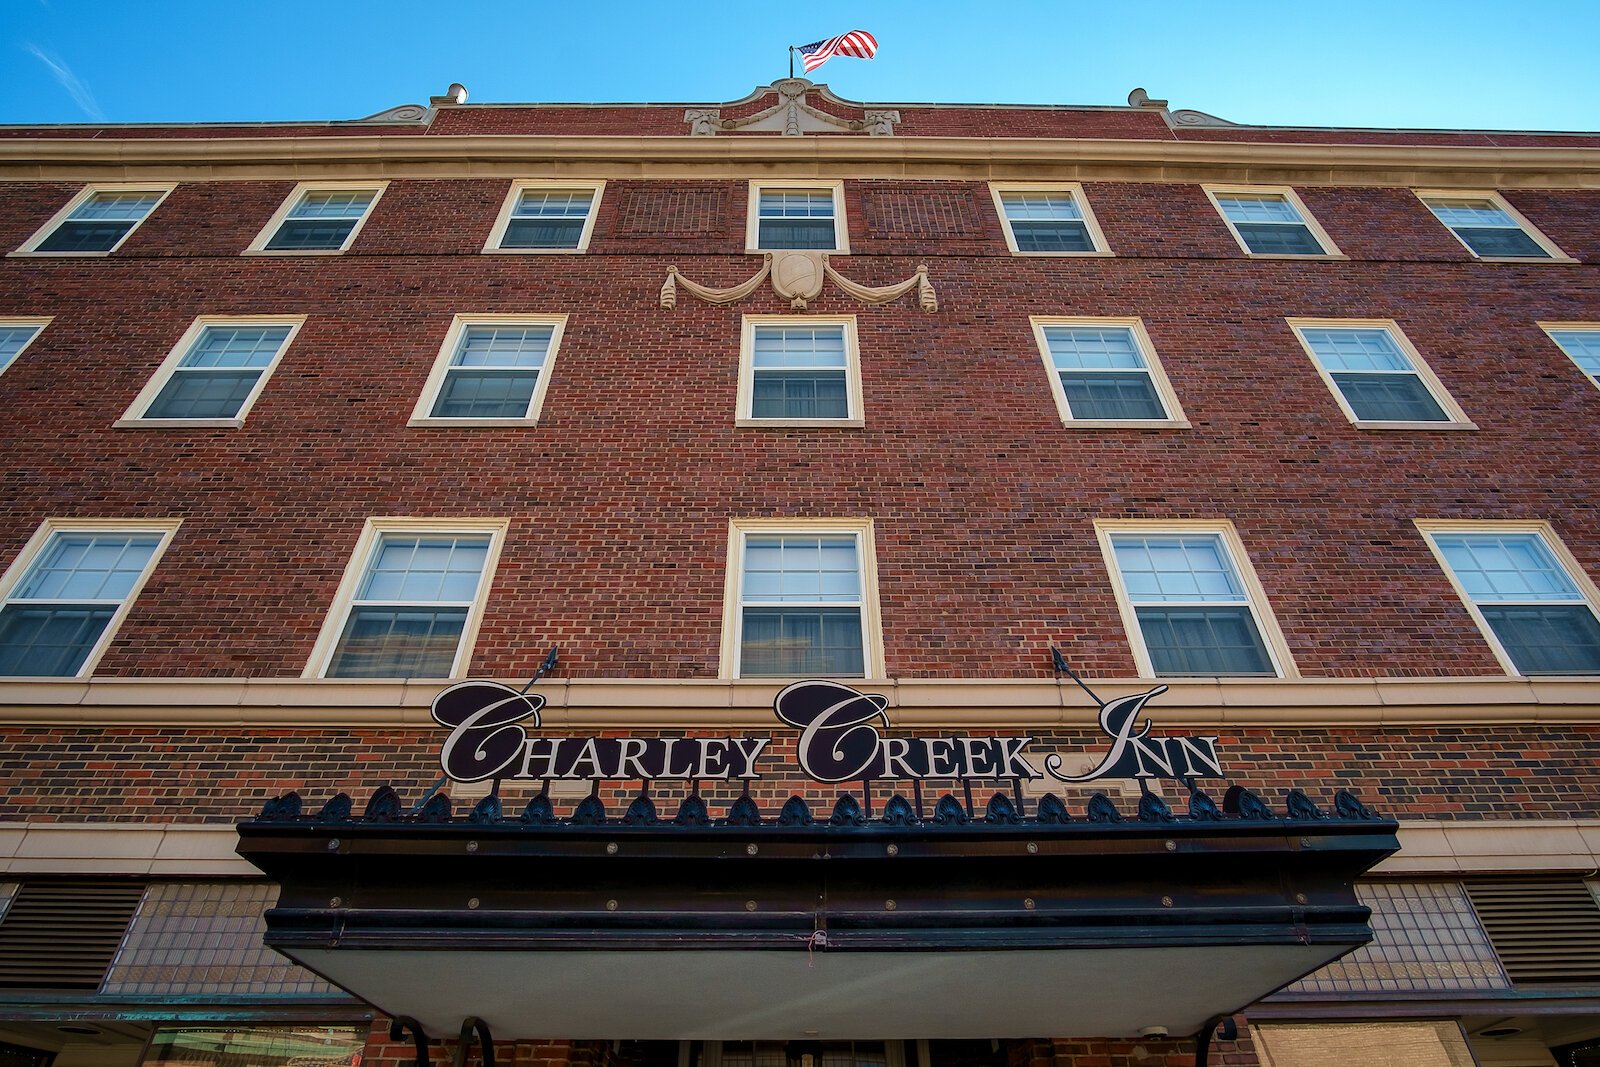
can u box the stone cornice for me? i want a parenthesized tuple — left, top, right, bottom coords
(0, 675, 1596, 728)
(1, 135, 1598, 188)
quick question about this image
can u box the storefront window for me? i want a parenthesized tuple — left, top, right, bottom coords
(143, 1028, 365, 1067)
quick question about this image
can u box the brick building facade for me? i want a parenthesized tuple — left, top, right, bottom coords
(0, 79, 1598, 1067)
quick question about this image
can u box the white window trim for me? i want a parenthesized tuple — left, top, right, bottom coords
(1030, 316, 1189, 428)
(1094, 518, 1299, 679)
(114, 315, 307, 430)
(0, 316, 53, 379)
(409, 313, 568, 427)
(0, 517, 182, 678)
(745, 180, 850, 255)
(1415, 189, 1574, 264)
(1415, 519, 1600, 678)
(303, 517, 510, 680)
(719, 517, 885, 681)
(737, 314, 864, 428)
(244, 180, 390, 256)
(1202, 184, 1344, 260)
(989, 182, 1114, 257)
(10, 183, 178, 258)
(1287, 318, 1476, 431)
(482, 179, 605, 254)
(1538, 321, 1600, 392)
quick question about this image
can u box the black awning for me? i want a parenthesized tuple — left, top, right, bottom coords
(237, 785, 1397, 1041)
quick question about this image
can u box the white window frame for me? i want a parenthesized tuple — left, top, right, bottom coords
(409, 314, 568, 427)
(115, 315, 306, 429)
(1095, 519, 1298, 679)
(10, 183, 178, 257)
(0, 517, 182, 678)
(1415, 190, 1573, 263)
(304, 517, 510, 680)
(989, 182, 1113, 257)
(719, 517, 884, 680)
(0, 317, 53, 379)
(1030, 316, 1188, 428)
(1202, 184, 1343, 259)
(1287, 318, 1475, 430)
(737, 315, 864, 428)
(1415, 519, 1600, 678)
(483, 179, 605, 254)
(245, 181, 389, 255)
(1539, 322, 1600, 393)
(745, 181, 850, 255)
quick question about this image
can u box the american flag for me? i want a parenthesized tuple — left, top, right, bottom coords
(796, 30, 879, 73)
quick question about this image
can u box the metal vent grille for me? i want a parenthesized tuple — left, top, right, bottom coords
(1465, 878, 1600, 985)
(0, 881, 145, 990)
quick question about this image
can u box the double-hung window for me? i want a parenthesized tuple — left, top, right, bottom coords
(747, 182, 848, 253)
(1420, 523, 1600, 676)
(0, 520, 180, 677)
(1541, 325, 1600, 391)
(991, 183, 1110, 255)
(311, 520, 507, 679)
(1417, 192, 1567, 260)
(251, 183, 386, 252)
(0, 318, 50, 377)
(723, 519, 882, 679)
(738, 317, 863, 427)
(119, 317, 304, 427)
(412, 315, 566, 425)
(1032, 317, 1186, 426)
(1289, 320, 1472, 428)
(1206, 186, 1338, 257)
(1099, 522, 1290, 677)
(14, 184, 175, 256)
(485, 180, 604, 252)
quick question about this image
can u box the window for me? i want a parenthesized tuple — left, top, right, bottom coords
(309, 520, 506, 679)
(118, 317, 304, 427)
(746, 182, 848, 253)
(13, 184, 175, 256)
(990, 183, 1111, 255)
(1419, 522, 1600, 676)
(721, 519, 883, 679)
(1288, 319, 1473, 428)
(0, 318, 50, 377)
(737, 316, 863, 427)
(1417, 191, 1568, 261)
(1098, 521, 1293, 678)
(249, 182, 387, 253)
(411, 315, 567, 426)
(0, 520, 180, 677)
(1541, 325, 1600, 391)
(484, 180, 604, 253)
(1204, 186, 1339, 257)
(1031, 317, 1187, 426)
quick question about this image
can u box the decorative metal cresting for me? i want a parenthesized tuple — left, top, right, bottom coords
(661, 251, 938, 312)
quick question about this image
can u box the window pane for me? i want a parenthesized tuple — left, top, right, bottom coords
(1012, 221, 1093, 252)
(752, 326, 847, 368)
(17, 535, 160, 601)
(67, 191, 164, 221)
(453, 326, 553, 369)
(1136, 606, 1274, 675)
(1436, 534, 1582, 602)
(357, 536, 488, 603)
(758, 219, 836, 249)
(36, 221, 135, 253)
(752, 371, 848, 418)
(1045, 327, 1146, 370)
(265, 219, 358, 251)
(743, 535, 859, 604)
(1330, 373, 1448, 422)
(181, 327, 292, 370)
(1233, 222, 1323, 255)
(1000, 192, 1083, 221)
(326, 607, 468, 678)
(741, 608, 864, 676)
(502, 218, 586, 249)
(759, 191, 835, 218)
(1301, 329, 1411, 373)
(35, 191, 163, 253)
(145, 370, 261, 420)
(1549, 330, 1600, 380)
(0, 604, 116, 676)
(1061, 372, 1165, 420)
(501, 190, 593, 250)
(0, 326, 41, 373)
(1453, 227, 1548, 258)
(288, 190, 376, 219)
(1216, 195, 1303, 224)
(1481, 605, 1600, 675)
(1113, 535, 1247, 603)
(513, 191, 594, 218)
(432, 370, 540, 418)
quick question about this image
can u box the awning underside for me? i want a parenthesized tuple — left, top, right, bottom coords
(237, 785, 1399, 1040)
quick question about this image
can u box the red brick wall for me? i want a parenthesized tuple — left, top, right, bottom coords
(1, 179, 1599, 680)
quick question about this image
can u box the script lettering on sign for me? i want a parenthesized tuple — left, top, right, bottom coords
(1043, 685, 1223, 783)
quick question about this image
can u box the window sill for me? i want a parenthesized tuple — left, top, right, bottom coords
(736, 417, 865, 429)
(1008, 249, 1116, 258)
(1470, 255, 1580, 265)
(408, 417, 541, 428)
(242, 248, 350, 257)
(745, 246, 850, 256)
(7, 249, 114, 258)
(1241, 252, 1348, 261)
(1060, 419, 1191, 430)
(113, 417, 246, 429)
(481, 245, 588, 255)
(1351, 420, 1478, 431)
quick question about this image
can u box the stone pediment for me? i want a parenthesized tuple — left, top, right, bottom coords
(686, 79, 899, 137)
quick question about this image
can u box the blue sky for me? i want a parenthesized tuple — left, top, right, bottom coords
(3, 0, 1599, 131)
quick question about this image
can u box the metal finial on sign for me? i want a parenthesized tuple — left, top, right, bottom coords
(1050, 645, 1105, 707)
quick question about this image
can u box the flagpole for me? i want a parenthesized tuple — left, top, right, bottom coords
(788, 46, 795, 79)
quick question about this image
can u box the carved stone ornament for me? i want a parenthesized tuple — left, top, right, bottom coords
(684, 79, 900, 137)
(661, 252, 937, 312)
